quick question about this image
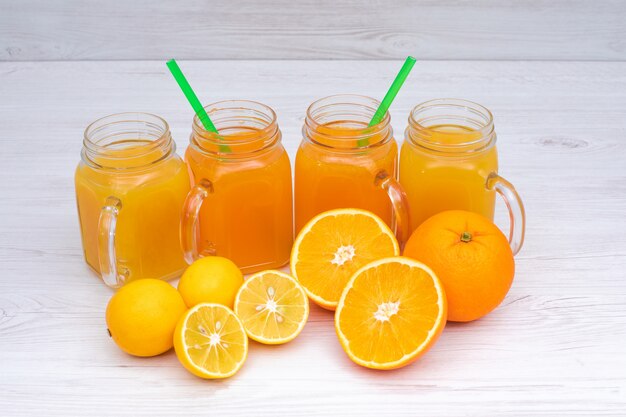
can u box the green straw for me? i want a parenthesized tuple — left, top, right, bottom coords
(369, 56, 416, 126)
(166, 59, 231, 153)
(358, 56, 417, 147)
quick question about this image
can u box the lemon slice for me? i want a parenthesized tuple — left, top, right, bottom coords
(291, 208, 399, 310)
(234, 270, 309, 344)
(174, 303, 248, 379)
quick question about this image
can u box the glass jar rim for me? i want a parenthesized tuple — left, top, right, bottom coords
(82, 112, 174, 170)
(83, 112, 171, 153)
(406, 98, 496, 154)
(304, 94, 392, 150)
(305, 94, 390, 134)
(191, 99, 278, 145)
(409, 98, 494, 137)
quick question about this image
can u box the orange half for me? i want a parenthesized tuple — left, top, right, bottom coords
(290, 208, 399, 310)
(335, 257, 447, 370)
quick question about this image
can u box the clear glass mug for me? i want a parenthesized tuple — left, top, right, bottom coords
(181, 100, 294, 273)
(295, 94, 410, 244)
(399, 99, 525, 254)
(75, 113, 190, 288)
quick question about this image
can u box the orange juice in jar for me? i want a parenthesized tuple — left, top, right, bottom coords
(75, 113, 190, 287)
(294, 94, 409, 244)
(400, 99, 525, 254)
(182, 100, 293, 273)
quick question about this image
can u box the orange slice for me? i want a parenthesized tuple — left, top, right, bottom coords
(335, 257, 447, 370)
(291, 208, 399, 310)
(234, 270, 309, 344)
(174, 303, 248, 379)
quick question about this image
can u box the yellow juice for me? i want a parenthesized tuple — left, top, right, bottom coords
(400, 124, 498, 231)
(294, 122, 397, 232)
(185, 126, 293, 273)
(75, 143, 190, 283)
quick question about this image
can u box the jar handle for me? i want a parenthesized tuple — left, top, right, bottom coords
(180, 179, 214, 264)
(97, 196, 126, 288)
(375, 170, 411, 248)
(486, 173, 526, 255)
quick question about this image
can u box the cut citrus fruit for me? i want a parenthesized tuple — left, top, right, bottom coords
(291, 208, 399, 310)
(234, 270, 309, 344)
(174, 303, 248, 379)
(335, 257, 447, 370)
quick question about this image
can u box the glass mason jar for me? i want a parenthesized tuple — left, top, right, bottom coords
(182, 100, 293, 273)
(400, 99, 525, 254)
(295, 94, 409, 244)
(75, 113, 190, 288)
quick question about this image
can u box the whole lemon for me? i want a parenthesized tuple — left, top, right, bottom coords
(105, 279, 187, 357)
(178, 256, 244, 308)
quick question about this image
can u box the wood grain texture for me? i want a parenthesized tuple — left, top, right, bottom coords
(1, 60, 626, 416)
(1, 0, 626, 61)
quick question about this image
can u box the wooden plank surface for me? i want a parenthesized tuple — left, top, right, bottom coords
(1, 0, 626, 61)
(0, 60, 625, 416)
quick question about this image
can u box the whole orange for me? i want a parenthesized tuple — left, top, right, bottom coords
(403, 210, 515, 322)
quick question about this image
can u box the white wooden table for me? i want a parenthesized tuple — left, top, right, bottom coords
(1, 60, 625, 416)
